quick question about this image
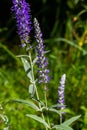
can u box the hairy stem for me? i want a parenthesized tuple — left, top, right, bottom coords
(28, 51, 49, 130)
(60, 113, 62, 124)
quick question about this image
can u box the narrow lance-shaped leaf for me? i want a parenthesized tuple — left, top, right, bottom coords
(62, 115, 81, 126)
(12, 99, 39, 111)
(49, 104, 66, 108)
(48, 108, 60, 114)
(45, 38, 87, 55)
(21, 57, 33, 81)
(52, 124, 73, 130)
(26, 114, 50, 128)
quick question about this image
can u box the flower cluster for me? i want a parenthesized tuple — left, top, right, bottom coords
(58, 74, 66, 111)
(11, 0, 32, 46)
(34, 18, 50, 84)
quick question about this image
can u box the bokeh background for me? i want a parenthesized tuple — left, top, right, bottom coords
(0, 0, 87, 129)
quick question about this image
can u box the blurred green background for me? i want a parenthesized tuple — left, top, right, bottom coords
(0, 0, 87, 129)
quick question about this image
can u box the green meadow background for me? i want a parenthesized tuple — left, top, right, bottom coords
(0, 0, 87, 129)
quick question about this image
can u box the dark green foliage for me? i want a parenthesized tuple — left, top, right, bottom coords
(0, 0, 87, 129)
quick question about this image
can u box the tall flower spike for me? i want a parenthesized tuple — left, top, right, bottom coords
(58, 74, 66, 113)
(34, 18, 50, 84)
(11, 0, 32, 46)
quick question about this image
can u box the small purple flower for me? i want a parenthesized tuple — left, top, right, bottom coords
(11, 0, 32, 45)
(58, 74, 66, 112)
(34, 18, 50, 84)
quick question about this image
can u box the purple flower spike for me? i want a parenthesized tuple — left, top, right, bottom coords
(58, 74, 66, 112)
(11, 0, 32, 45)
(34, 18, 50, 84)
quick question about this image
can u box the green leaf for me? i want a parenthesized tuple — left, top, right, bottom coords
(49, 104, 65, 108)
(12, 99, 39, 111)
(26, 114, 50, 128)
(45, 38, 87, 55)
(33, 57, 38, 65)
(37, 107, 60, 115)
(48, 108, 60, 114)
(63, 115, 81, 126)
(21, 57, 32, 80)
(29, 84, 35, 97)
(52, 115, 81, 129)
(52, 124, 73, 130)
(49, 104, 58, 108)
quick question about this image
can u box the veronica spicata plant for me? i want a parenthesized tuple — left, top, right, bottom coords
(34, 18, 50, 84)
(11, 0, 81, 129)
(11, 0, 32, 47)
(58, 74, 66, 123)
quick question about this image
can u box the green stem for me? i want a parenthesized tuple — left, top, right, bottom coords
(28, 52, 39, 100)
(28, 52, 49, 130)
(60, 113, 62, 124)
(44, 88, 51, 129)
(44, 88, 47, 107)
